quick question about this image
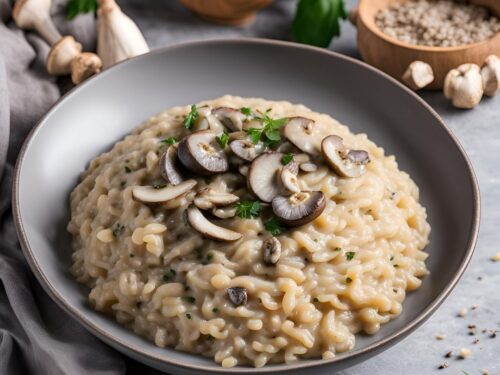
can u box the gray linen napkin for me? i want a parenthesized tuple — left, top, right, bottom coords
(0, 1, 125, 374)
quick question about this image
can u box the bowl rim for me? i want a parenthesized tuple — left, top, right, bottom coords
(358, 0, 500, 52)
(12, 38, 481, 373)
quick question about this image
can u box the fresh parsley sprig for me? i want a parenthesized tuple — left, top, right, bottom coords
(281, 153, 294, 165)
(245, 113, 288, 148)
(216, 132, 229, 149)
(67, 0, 97, 19)
(161, 137, 177, 145)
(183, 105, 199, 129)
(235, 200, 262, 219)
(264, 217, 285, 236)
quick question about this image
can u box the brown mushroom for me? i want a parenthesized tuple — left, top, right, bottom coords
(283, 117, 331, 156)
(212, 107, 247, 132)
(272, 191, 326, 226)
(177, 130, 229, 175)
(132, 179, 197, 204)
(227, 287, 247, 306)
(159, 145, 183, 185)
(321, 135, 370, 178)
(185, 205, 242, 241)
(262, 237, 281, 265)
(247, 152, 284, 203)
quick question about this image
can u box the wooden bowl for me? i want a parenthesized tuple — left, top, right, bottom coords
(180, 0, 274, 26)
(356, 0, 500, 89)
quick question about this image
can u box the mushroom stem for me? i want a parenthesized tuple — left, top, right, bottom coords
(12, 0, 61, 45)
(402, 61, 434, 91)
(97, 0, 150, 69)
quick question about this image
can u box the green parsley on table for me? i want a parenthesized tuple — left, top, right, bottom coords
(235, 201, 262, 219)
(183, 104, 199, 129)
(281, 153, 294, 165)
(67, 0, 97, 19)
(216, 132, 229, 148)
(291, 0, 347, 48)
(161, 136, 177, 145)
(346, 251, 356, 260)
(264, 217, 285, 236)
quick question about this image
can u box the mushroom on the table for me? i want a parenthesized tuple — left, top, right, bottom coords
(272, 191, 326, 226)
(159, 145, 184, 186)
(321, 135, 370, 178)
(185, 205, 242, 241)
(178, 130, 229, 175)
(132, 179, 197, 203)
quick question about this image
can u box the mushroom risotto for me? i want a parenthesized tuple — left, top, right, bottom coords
(68, 96, 430, 368)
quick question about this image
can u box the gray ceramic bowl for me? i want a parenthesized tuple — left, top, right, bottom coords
(13, 39, 480, 374)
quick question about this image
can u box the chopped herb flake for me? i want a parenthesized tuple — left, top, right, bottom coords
(346, 277, 353, 284)
(67, 0, 97, 20)
(264, 217, 285, 236)
(334, 247, 342, 251)
(161, 136, 177, 145)
(112, 224, 124, 238)
(281, 153, 294, 165)
(185, 313, 192, 319)
(246, 128, 262, 144)
(235, 200, 262, 219)
(207, 335, 215, 342)
(212, 308, 219, 313)
(153, 184, 166, 190)
(124, 166, 132, 173)
(206, 252, 214, 262)
(216, 132, 229, 149)
(240, 107, 252, 116)
(346, 251, 356, 261)
(313, 297, 319, 302)
(183, 105, 199, 129)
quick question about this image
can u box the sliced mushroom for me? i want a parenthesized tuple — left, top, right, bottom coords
(247, 152, 284, 203)
(283, 117, 331, 156)
(159, 145, 183, 185)
(132, 179, 197, 204)
(238, 165, 249, 177)
(321, 135, 370, 178)
(178, 131, 229, 175)
(186, 205, 242, 241)
(194, 188, 239, 210)
(227, 287, 248, 306)
(212, 107, 246, 132)
(212, 206, 237, 219)
(280, 167, 300, 194)
(299, 162, 318, 173)
(272, 191, 326, 227)
(229, 139, 265, 161)
(262, 237, 281, 265)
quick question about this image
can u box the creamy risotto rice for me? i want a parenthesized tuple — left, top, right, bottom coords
(68, 96, 430, 368)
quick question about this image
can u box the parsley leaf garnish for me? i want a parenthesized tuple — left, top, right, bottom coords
(67, 0, 97, 19)
(246, 128, 262, 144)
(265, 217, 285, 236)
(216, 132, 229, 149)
(124, 166, 132, 173)
(240, 107, 252, 116)
(235, 200, 262, 219)
(112, 224, 124, 238)
(245, 113, 288, 148)
(281, 153, 294, 165)
(183, 105, 199, 129)
(346, 251, 356, 260)
(161, 136, 177, 145)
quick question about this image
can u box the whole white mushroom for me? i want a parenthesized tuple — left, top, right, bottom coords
(444, 63, 484, 109)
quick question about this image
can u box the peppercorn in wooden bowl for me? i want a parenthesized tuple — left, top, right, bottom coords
(356, 0, 500, 89)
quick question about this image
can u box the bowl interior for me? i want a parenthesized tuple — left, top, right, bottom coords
(14, 40, 478, 374)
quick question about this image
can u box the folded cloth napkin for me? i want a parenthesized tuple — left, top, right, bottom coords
(0, 1, 127, 374)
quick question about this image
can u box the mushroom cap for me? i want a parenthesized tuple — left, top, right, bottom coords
(13, 0, 51, 29)
(212, 107, 246, 132)
(283, 117, 331, 156)
(321, 135, 370, 178)
(444, 63, 483, 109)
(227, 287, 248, 306)
(262, 237, 282, 265)
(46, 36, 82, 76)
(247, 152, 284, 203)
(132, 179, 197, 204)
(186, 205, 242, 241)
(229, 139, 265, 161)
(71, 52, 102, 85)
(177, 130, 229, 176)
(481, 55, 500, 97)
(272, 191, 326, 227)
(159, 145, 183, 185)
(402, 61, 434, 91)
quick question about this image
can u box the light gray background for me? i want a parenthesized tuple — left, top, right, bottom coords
(115, 0, 500, 374)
